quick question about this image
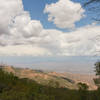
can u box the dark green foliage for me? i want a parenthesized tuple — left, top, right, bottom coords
(94, 78, 100, 87)
(78, 82, 89, 91)
(94, 61, 100, 88)
(0, 68, 100, 100)
(94, 61, 100, 76)
(77, 82, 89, 100)
(48, 80, 60, 88)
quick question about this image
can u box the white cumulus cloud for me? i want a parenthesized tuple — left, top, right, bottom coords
(44, 0, 85, 29)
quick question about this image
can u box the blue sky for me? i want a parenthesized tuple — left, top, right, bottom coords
(22, 0, 95, 30)
(23, 0, 58, 29)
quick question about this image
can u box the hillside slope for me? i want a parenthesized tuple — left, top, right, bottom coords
(0, 67, 99, 100)
(1, 65, 96, 90)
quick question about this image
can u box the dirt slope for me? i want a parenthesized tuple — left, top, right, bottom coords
(2, 65, 97, 90)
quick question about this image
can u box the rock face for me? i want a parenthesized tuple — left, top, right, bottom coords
(1, 65, 97, 90)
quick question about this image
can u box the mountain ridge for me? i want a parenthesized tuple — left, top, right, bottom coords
(1, 65, 97, 90)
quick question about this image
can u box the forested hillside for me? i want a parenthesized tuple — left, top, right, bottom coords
(0, 67, 100, 100)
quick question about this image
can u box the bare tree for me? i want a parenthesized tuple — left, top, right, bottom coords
(83, 0, 100, 21)
(84, 0, 100, 6)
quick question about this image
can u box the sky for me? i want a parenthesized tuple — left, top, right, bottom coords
(22, 0, 95, 29)
(0, 0, 100, 73)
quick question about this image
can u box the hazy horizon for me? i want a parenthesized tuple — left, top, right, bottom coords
(0, 56, 99, 74)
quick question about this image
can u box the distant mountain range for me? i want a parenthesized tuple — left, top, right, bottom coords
(1, 65, 97, 90)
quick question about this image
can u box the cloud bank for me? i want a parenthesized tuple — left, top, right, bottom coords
(0, 0, 100, 56)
